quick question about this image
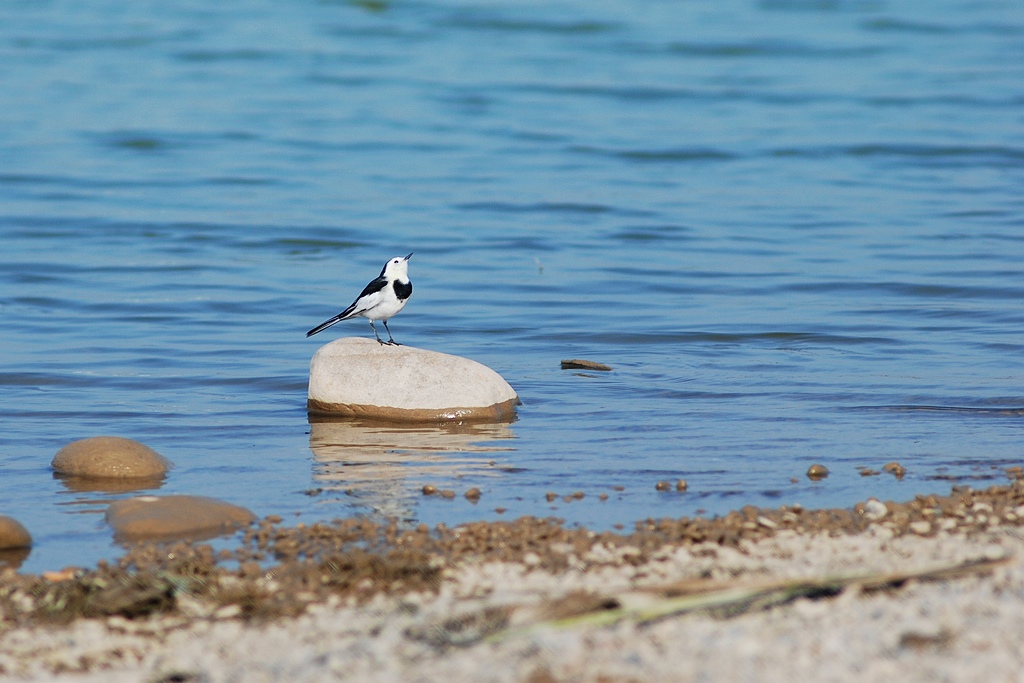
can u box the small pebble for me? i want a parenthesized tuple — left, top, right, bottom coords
(676, 479, 688, 492)
(439, 489, 455, 499)
(42, 568, 80, 582)
(464, 488, 482, 502)
(909, 521, 931, 535)
(655, 481, 671, 491)
(883, 462, 907, 478)
(545, 492, 558, 503)
(422, 485, 438, 496)
(214, 604, 242, 620)
(862, 498, 888, 521)
(806, 464, 829, 480)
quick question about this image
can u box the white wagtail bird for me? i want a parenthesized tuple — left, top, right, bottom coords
(306, 253, 413, 345)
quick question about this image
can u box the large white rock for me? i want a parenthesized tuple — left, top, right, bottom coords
(308, 338, 520, 422)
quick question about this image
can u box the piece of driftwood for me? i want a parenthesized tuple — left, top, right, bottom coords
(560, 359, 613, 371)
(482, 554, 1010, 643)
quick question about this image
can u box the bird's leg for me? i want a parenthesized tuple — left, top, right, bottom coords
(383, 320, 399, 345)
(369, 321, 385, 345)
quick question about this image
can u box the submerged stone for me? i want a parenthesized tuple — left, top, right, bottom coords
(308, 337, 520, 422)
(106, 495, 255, 542)
(52, 437, 172, 479)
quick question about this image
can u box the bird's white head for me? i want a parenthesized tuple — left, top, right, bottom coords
(382, 253, 412, 280)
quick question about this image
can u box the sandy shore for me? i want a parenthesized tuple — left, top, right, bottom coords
(3, 482, 1024, 682)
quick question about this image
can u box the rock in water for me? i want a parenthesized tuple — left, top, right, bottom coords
(0, 516, 32, 549)
(308, 338, 519, 422)
(106, 495, 255, 542)
(52, 437, 172, 479)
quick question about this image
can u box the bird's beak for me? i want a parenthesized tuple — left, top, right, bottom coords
(404, 253, 413, 261)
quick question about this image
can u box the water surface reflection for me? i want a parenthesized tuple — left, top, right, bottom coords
(308, 417, 517, 520)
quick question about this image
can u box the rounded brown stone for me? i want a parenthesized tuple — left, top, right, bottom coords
(105, 495, 255, 542)
(52, 437, 172, 479)
(806, 464, 829, 480)
(0, 516, 32, 549)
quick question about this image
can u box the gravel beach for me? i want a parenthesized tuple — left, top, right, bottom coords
(3, 482, 1024, 682)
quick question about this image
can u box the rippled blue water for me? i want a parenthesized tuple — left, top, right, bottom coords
(1, 0, 1022, 572)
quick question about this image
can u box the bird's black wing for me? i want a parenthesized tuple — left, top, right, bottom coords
(356, 275, 389, 300)
(306, 276, 389, 337)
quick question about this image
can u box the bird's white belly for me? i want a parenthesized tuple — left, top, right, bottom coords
(359, 294, 407, 321)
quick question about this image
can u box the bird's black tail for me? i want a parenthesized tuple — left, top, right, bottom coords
(306, 316, 342, 337)
(306, 304, 357, 337)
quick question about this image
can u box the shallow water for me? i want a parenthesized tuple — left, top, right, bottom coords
(1, 0, 1022, 573)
